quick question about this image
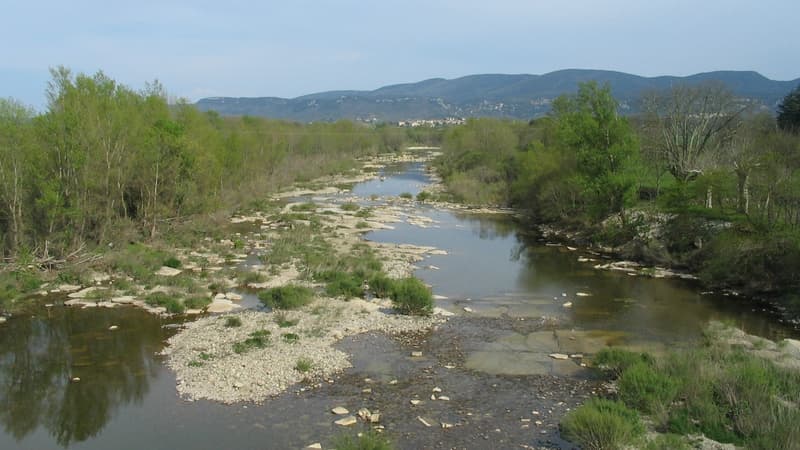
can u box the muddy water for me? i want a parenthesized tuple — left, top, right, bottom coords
(0, 160, 797, 450)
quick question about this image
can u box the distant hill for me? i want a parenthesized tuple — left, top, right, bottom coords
(195, 69, 800, 122)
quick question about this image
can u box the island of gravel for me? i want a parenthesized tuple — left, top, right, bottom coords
(160, 152, 462, 404)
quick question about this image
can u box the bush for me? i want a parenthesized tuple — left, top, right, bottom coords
(368, 273, 394, 298)
(333, 431, 394, 450)
(258, 285, 314, 309)
(184, 295, 211, 310)
(390, 277, 433, 316)
(319, 270, 364, 298)
(642, 434, 690, 450)
(619, 362, 679, 416)
(295, 358, 313, 373)
(416, 191, 432, 202)
(233, 330, 271, 353)
(144, 292, 185, 314)
(593, 347, 653, 377)
(340, 202, 360, 212)
(560, 398, 644, 450)
(282, 332, 299, 343)
(163, 256, 181, 269)
(274, 311, 299, 328)
(224, 316, 242, 327)
(399, 192, 413, 199)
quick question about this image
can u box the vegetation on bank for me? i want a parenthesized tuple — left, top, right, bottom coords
(435, 81, 800, 309)
(562, 325, 800, 450)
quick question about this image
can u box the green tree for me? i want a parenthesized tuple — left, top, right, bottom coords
(0, 98, 35, 253)
(777, 84, 800, 134)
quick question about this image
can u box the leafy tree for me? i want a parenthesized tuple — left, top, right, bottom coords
(777, 84, 800, 134)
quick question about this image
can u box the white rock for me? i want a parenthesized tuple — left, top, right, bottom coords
(389, 379, 398, 385)
(570, 354, 584, 359)
(562, 302, 573, 308)
(108, 325, 119, 331)
(432, 387, 442, 393)
(417, 416, 432, 427)
(71, 377, 80, 382)
(369, 413, 381, 423)
(332, 406, 349, 415)
(334, 416, 358, 426)
(410, 351, 423, 357)
(576, 292, 591, 297)
(438, 395, 450, 401)
(410, 399, 422, 406)
(304, 443, 322, 450)
(111, 296, 136, 304)
(225, 292, 243, 301)
(68, 287, 104, 299)
(463, 307, 474, 313)
(549, 353, 570, 360)
(56, 284, 82, 293)
(441, 422, 454, 429)
(0, 317, 6, 324)
(357, 408, 371, 420)
(155, 266, 182, 277)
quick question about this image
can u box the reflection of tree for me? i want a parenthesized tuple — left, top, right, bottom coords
(458, 213, 518, 240)
(0, 307, 165, 446)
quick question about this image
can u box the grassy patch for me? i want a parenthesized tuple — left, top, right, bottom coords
(236, 270, 267, 285)
(290, 202, 317, 212)
(144, 292, 185, 314)
(593, 347, 653, 377)
(340, 202, 360, 212)
(258, 285, 314, 309)
(399, 192, 413, 199)
(354, 207, 374, 218)
(561, 398, 645, 450)
(274, 311, 299, 328)
(368, 273, 394, 298)
(318, 270, 364, 298)
(162, 256, 181, 268)
(184, 295, 211, 310)
(233, 330, 271, 354)
(416, 191, 432, 202)
(389, 277, 433, 316)
(0, 270, 44, 305)
(355, 221, 370, 229)
(224, 316, 242, 327)
(282, 332, 299, 343)
(294, 358, 313, 373)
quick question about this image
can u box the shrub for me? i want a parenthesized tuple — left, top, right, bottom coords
(416, 191, 432, 202)
(642, 434, 690, 450)
(399, 192, 413, 199)
(354, 208, 374, 218)
(355, 221, 370, 229)
(618, 362, 679, 416)
(258, 285, 314, 309)
(332, 431, 394, 450)
(295, 358, 313, 373)
(319, 270, 364, 298)
(274, 311, 299, 328)
(184, 296, 211, 310)
(560, 398, 644, 450)
(224, 316, 242, 327)
(340, 202, 360, 212)
(390, 277, 433, 316)
(368, 273, 394, 298)
(163, 256, 182, 269)
(291, 202, 317, 212)
(282, 332, 299, 343)
(233, 330, 271, 353)
(144, 292, 185, 314)
(593, 347, 653, 377)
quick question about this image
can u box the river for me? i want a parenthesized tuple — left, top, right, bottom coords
(0, 161, 796, 450)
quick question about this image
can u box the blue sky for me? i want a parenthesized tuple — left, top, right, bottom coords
(2, 0, 798, 109)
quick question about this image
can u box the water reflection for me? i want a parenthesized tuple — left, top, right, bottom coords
(0, 307, 167, 446)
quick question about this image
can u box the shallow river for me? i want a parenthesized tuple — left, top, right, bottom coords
(0, 161, 796, 450)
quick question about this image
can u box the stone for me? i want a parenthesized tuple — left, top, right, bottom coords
(56, 284, 82, 293)
(362, 388, 372, 394)
(225, 292, 243, 301)
(233, 382, 243, 389)
(357, 408, 371, 420)
(71, 377, 81, 382)
(549, 353, 570, 360)
(331, 407, 349, 415)
(562, 302, 573, 308)
(437, 395, 450, 401)
(304, 443, 322, 450)
(410, 399, 421, 406)
(108, 325, 119, 331)
(463, 307, 474, 313)
(369, 413, 381, 423)
(0, 317, 6, 324)
(430, 394, 436, 400)
(68, 286, 104, 299)
(417, 416, 432, 427)
(410, 351, 423, 357)
(432, 386, 442, 393)
(334, 416, 358, 426)
(441, 422, 454, 429)
(155, 266, 182, 277)
(111, 296, 136, 304)
(576, 292, 591, 297)
(570, 354, 584, 359)
(389, 379, 398, 385)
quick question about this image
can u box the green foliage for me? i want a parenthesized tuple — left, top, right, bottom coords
(274, 311, 299, 328)
(294, 358, 313, 373)
(319, 270, 364, 298)
(224, 316, 242, 327)
(144, 292, 185, 314)
(415, 191, 432, 202)
(618, 362, 679, 417)
(560, 398, 644, 450)
(281, 332, 299, 343)
(399, 192, 413, 199)
(332, 431, 394, 450)
(183, 295, 211, 310)
(593, 348, 653, 377)
(340, 202, 360, 212)
(258, 285, 314, 309)
(642, 434, 690, 450)
(368, 273, 394, 298)
(291, 202, 317, 212)
(162, 256, 181, 268)
(777, 83, 800, 133)
(389, 277, 433, 316)
(0, 270, 43, 305)
(354, 207, 373, 218)
(233, 330, 271, 354)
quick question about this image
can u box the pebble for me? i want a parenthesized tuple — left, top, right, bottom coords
(441, 422, 454, 429)
(331, 407, 349, 415)
(305, 444, 322, 450)
(108, 325, 119, 331)
(71, 377, 80, 382)
(438, 395, 450, 401)
(417, 416, 432, 427)
(410, 399, 422, 406)
(362, 388, 372, 394)
(463, 307, 474, 313)
(562, 302, 573, 308)
(389, 379, 398, 385)
(549, 353, 569, 360)
(410, 351, 423, 357)
(432, 387, 442, 393)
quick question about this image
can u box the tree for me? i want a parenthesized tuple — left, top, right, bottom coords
(551, 81, 639, 221)
(642, 83, 746, 183)
(777, 84, 800, 134)
(0, 98, 34, 253)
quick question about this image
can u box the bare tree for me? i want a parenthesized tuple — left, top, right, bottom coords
(642, 82, 747, 184)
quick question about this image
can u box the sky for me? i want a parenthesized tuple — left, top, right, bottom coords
(1, 0, 798, 110)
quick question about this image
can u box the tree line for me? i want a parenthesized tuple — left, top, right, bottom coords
(436, 81, 800, 299)
(0, 67, 426, 259)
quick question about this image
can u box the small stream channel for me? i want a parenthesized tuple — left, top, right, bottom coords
(0, 160, 797, 450)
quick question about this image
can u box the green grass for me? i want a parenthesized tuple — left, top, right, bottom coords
(184, 295, 211, 310)
(162, 256, 181, 268)
(290, 202, 317, 212)
(399, 192, 413, 199)
(416, 191, 432, 202)
(332, 431, 394, 450)
(355, 221, 370, 229)
(368, 273, 394, 298)
(274, 311, 299, 328)
(354, 207, 374, 218)
(236, 270, 267, 285)
(258, 285, 314, 309)
(593, 347, 653, 377)
(282, 332, 299, 343)
(144, 292, 185, 314)
(0, 270, 44, 306)
(340, 202, 360, 212)
(294, 358, 313, 373)
(233, 330, 271, 353)
(318, 270, 364, 298)
(224, 316, 242, 327)
(389, 277, 433, 316)
(560, 398, 645, 450)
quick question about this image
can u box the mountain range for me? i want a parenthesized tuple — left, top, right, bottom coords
(195, 69, 800, 122)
